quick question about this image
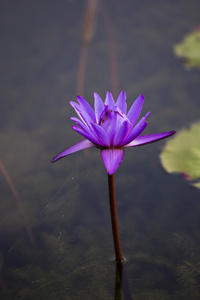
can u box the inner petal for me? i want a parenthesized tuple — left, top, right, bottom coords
(94, 93, 105, 124)
(116, 91, 127, 114)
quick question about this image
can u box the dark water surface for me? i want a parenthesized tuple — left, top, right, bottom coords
(1, 0, 200, 299)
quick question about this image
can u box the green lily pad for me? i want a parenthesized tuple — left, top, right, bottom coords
(160, 122, 200, 189)
(174, 27, 200, 69)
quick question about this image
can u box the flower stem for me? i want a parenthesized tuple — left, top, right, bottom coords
(108, 173, 123, 262)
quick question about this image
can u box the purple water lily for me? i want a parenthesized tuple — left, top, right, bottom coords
(51, 91, 175, 174)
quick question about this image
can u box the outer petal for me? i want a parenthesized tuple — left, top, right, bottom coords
(124, 131, 176, 147)
(101, 148, 124, 174)
(72, 125, 101, 146)
(77, 95, 95, 122)
(70, 117, 90, 133)
(51, 139, 95, 162)
(70, 101, 94, 127)
(127, 94, 144, 126)
(70, 116, 97, 140)
(120, 112, 150, 146)
(116, 91, 127, 114)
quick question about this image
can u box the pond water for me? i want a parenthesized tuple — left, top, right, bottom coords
(1, 0, 200, 299)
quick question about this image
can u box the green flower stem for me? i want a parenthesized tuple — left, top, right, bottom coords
(108, 173, 123, 262)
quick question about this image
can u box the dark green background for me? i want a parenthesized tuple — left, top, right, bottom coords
(0, 0, 200, 299)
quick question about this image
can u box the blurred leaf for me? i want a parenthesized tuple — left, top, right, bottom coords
(174, 27, 200, 69)
(160, 122, 200, 189)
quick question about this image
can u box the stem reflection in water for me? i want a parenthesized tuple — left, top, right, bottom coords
(114, 262, 133, 300)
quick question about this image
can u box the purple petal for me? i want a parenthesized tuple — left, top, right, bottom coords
(91, 123, 110, 147)
(101, 148, 124, 175)
(124, 131, 176, 147)
(70, 117, 88, 131)
(77, 95, 95, 122)
(70, 116, 97, 138)
(127, 94, 144, 126)
(116, 91, 127, 114)
(94, 93, 105, 124)
(72, 125, 101, 146)
(105, 92, 116, 110)
(106, 111, 118, 145)
(113, 120, 131, 147)
(121, 112, 150, 146)
(51, 139, 95, 162)
(70, 101, 94, 126)
(70, 117, 101, 143)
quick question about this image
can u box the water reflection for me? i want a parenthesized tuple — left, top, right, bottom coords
(0, 160, 35, 248)
(115, 262, 133, 300)
(77, 0, 98, 95)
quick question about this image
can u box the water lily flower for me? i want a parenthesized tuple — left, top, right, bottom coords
(51, 92, 175, 174)
(52, 91, 176, 262)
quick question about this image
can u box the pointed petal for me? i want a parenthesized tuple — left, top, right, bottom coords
(70, 117, 88, 132)
(72, 125, 101, 146)
(113, 120, 132, 146)
(51, 139, 95, 162)
(105, 92, 116, 110)
(106, 111, 118, 145)
(94, 92, 105, 124)
(70, 101, 94, 126)
(77, 95, 95, 122)
(124, 131, 176, 147)
(127, 94, 144, 126)
(116, 91, 127, 114)
(121, 112, 150, 146)
(70, 116, 97, 140)
(91, 123, 110, 147)
(101, 148, 124, 174)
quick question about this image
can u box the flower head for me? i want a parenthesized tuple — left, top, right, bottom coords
(51, 92, 175, 174)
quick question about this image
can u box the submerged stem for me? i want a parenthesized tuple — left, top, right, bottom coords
(108, 173, 123, 262)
